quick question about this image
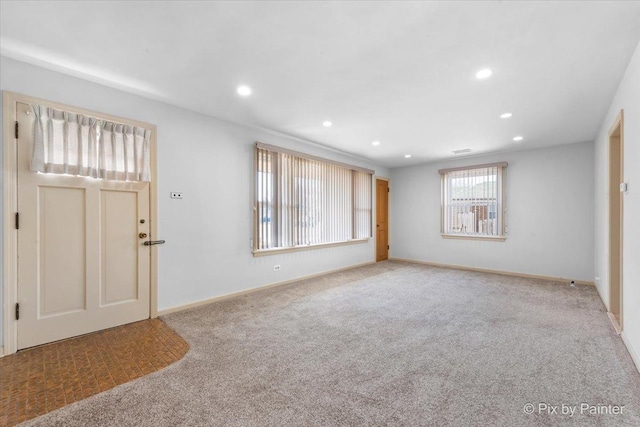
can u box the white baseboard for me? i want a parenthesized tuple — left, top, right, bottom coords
(389, 258, 595, 286)
(621, 332, 640, 374)
(158, 261, 375, 316)
(0, 346, 4, 358)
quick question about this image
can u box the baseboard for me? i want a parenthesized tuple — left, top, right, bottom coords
(621, 332, 640, 374)
(0, 346, 4, 358)
(157, 261, 375, 316)
(389, 258, 595, 286)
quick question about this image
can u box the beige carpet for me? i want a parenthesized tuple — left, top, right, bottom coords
(21, 261, 640, 426)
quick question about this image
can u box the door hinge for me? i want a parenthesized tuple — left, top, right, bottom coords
(15, 212, 19, 230)
(387, 245, 390, 250)
(387, 188, 389, 192)
(15, 121, 19, 139)
(15, 303, 20, 320)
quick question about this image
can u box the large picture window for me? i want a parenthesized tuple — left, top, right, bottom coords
(254, 142, 372, 254)
(440, 162, 507, 239)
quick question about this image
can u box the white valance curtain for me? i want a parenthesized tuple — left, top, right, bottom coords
(30, 104, 151, 181)
(99, 122, 151, 181)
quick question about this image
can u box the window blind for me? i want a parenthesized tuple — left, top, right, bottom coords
(255, 143, 372, 252)
(440, 163, 507, 237)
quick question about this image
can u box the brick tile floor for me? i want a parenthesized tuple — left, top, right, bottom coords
(0, 319, 189, 427)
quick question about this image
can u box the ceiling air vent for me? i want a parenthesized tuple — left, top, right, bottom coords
(452, 148, 472, 155)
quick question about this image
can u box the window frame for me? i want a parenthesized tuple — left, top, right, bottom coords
(439, 162, 507, 242)
(252, 142, 373, 256)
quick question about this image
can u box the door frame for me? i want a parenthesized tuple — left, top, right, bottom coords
(607, 109, 624, 333)
(2, 91, 159, 356)
(375, 176, 390, 261)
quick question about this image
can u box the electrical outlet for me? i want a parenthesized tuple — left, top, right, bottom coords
(274, 265, 281, 271)
(170, 192, 183, 199)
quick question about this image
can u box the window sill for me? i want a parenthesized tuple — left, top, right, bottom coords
(253, 238, 370, 257)
(441, 234, 506, 242)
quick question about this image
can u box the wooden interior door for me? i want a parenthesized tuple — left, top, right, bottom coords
(16, 101, 151, 349)
(376, 179, 389, 261)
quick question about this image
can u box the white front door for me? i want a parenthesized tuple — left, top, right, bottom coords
(16, 101, 151, 350)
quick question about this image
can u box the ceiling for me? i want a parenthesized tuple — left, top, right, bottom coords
(2, 1, 640, 168)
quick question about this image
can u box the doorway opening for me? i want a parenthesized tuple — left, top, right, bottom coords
(608, 110, 624, 334)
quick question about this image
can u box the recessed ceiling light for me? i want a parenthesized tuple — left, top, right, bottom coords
(500, 113, 512, 119)
(404, 154, 412, 158)
(323, 121, 332, 127)
(237, 85, 252, 96)
(372, 141, 380, 146)
(513, 136, 524, 142)
(476, 68, 493, 79)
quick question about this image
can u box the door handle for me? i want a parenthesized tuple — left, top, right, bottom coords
(143, 240, 166, 246)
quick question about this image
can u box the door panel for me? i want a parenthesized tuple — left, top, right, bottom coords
(39, 187, 87, 317)
(16, 101, 151, 350)
(376, 179, 389, 261)
(101, 190, 139, 306)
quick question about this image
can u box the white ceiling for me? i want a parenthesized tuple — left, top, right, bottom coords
(2, 1, 640, 167)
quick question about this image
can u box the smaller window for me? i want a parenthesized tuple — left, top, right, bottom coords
(439, 162, 507, 239)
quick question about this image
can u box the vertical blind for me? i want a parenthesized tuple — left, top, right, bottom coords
(255, 143, 373, 251)
(31, 104, 152, 181)
(440, 163, 507, 237)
